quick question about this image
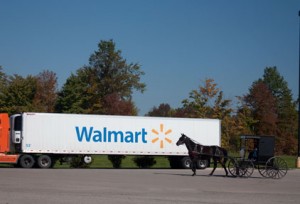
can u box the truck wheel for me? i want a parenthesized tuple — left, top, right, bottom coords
(181, 157, 191, 169)
(197, 159, 208, 169)
(37, 155, 52, 168)
(19, 155, 35, 168)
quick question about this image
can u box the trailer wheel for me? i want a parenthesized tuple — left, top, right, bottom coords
(19, 155, 35, 168)
(37, 155, 52, 168)
(181, 157, 191, 169)
(197, 159, 208, 169)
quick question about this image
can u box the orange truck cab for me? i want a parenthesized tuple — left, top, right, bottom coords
(0, 113, 20, 164)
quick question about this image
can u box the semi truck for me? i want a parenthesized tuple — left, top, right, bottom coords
(0, 112, 221, 169)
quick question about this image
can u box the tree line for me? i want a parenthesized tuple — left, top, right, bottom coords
(0, 39, 297, 155)
(147, 70, 298, 155)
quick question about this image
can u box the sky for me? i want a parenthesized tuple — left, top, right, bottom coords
(1, 0, 300, 115)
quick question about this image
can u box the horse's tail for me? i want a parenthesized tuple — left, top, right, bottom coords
(223, 148, 228, 164)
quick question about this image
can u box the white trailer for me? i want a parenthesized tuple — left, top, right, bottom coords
(0, 112, 221, 168)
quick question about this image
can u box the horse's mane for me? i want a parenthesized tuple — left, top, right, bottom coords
(185, 135, 203, 146)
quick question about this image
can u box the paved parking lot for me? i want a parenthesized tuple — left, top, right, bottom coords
(0, 168, 299, 204)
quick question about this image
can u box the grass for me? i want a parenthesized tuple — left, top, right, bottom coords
(54, 155, 171, 169)
(1, 155, 298, 169)
(280, 155, 297, 169)
(56, 155, 298, 169)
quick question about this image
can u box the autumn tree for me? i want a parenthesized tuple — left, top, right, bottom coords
(260, 67, 297, 154)
(180, 78, 233, 148)
(0, 67, 58, 114)
(103, 93, 137, 115)
(33, 70, 58, 112)
(181, 78, 232, 119)
(234, 96, 257, 135)
(146, 103, 174, 117)
(244, 81, 278, 135)
(181, 79, 217, 118)
(56, 40, 146, 115)
(238, 67, 297, 154)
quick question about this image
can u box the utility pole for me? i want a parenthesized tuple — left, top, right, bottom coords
(297, 11, 300, 168)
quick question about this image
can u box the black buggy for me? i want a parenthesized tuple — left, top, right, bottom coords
(227, 135, 288, 179)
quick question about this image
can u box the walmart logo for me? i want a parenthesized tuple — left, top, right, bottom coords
(75, 126, 148, 143)
(75, 123, 173, 149)
(151, 124, 173, 148)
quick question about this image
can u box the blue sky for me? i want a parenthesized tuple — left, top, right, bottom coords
(1, 0, 299, 115)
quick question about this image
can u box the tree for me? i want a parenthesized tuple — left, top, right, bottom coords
(0, 66, 8, 109)
(33, 70, 58, 112)
(259, 67, 297, 154)
(181, 78, 232, 119)
(235, 96, 258, 135)
(244, 81, 278, 136)
(180, 78, 233, 148)
(89, 40, 145, 99)
(56, 40, 146, 115)
(103, 93, 137, 115)
(1, 74, 37, 114)
(239, 67, 297, 154)
(56, 68, 97, 113)
(0, 68, 58, 114)
(181, 78, 219, 118)
(146, 103, 174, 117)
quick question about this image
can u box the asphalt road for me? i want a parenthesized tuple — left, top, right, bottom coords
(0, 168, 299, 204)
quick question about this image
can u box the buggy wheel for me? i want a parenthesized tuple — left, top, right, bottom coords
(265, 157, 288, 179)
(238, 160, 254, 178)
(227, 158, 238, 177)
(258, 164, 270, 178)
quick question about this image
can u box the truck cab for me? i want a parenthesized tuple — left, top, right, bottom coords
(0, 113, 19, 164)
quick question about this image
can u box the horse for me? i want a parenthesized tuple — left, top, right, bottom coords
(176, 134, 228, 177)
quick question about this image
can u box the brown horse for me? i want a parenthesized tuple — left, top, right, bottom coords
(176, 134, 228, 176)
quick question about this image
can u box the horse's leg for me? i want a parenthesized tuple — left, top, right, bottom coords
(223, 157, 228, 176)
(219, 158, 228, 177)
(191, 159, 196, 176)
(209, 157, 217, 176)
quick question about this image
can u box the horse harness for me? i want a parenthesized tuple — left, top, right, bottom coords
(191, 143, 224, 157)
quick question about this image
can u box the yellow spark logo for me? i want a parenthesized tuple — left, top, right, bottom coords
(151, 124, 173, 148)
